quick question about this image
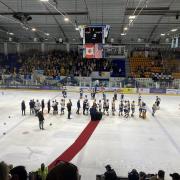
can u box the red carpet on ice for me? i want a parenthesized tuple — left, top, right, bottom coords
(48, 120, 100, 170)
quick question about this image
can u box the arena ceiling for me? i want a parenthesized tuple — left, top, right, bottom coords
(0, 0, 179, 44)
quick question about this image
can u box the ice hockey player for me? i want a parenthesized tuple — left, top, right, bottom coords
(112, 99, 116, 116)
(114, 89, 117, 100)
(155, 96, 161, 109)
(131, 101, 135, 117)
(85, 100, 90, 115)
(103, 99, 106, 115)
(152, 103, 157, 116)
(41, 99, 45, 113)
(92, 88, 96, 99)
(52, 100, 58, 115)
(21, 100, 26, 116)
(76, 99, 81, 114)
(124, 101, 129, 118)
(80, 88, 83, 99)
(98, 100, 102, 112)
(60, 99, 65, 115)
(29, 100, 34, 115)
(84, 95, 88, 102)
(139, 103, 142, 118)
(93, 99, 97, 109)
(83, 98, 87, 115)
(119, 100, 124, 116)
(37, 111, 45, 130)
(47, 100, 51, 114)
(62, 87, 67, 98)
(102, 90, 106, 101)
(106, 99, 109, 116)
(121, 93, 124, 101)
(67, 99, 72, 119)
(138, 94, 142, 106)
(141, 102, 147, 119)
(35, 100, 41, 116)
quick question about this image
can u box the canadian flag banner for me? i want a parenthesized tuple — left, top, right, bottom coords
(85, 44, 95, 59)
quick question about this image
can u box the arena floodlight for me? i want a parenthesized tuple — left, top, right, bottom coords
(64, 17, 69, 22)
(161, 33, 165, 36)
(129, 15, 136, 20)
(32, 28, 36, 32)
(171, 28, 178, 32)
(9, 32, 14, 35)
(40, 0, 49, 2)
(45, 33, 50, 36)
(124, 27, 128, 31)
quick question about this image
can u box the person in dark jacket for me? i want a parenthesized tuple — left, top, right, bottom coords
(46, 161, 79, 180)
(29, 100, 34, 115)
(104, 165, 117, 180)
(37, 111, 45, 130)
(21, 100, 26, 116)
(10, 166, 28, 180)
(76, 99, 80, 114)
(47, 100, 51, 114)
(41, 99, 45, 113)
(67, 99, 72, 119)
(90, 105, 102, 121)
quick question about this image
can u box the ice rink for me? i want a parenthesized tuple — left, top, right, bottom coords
(0, 89, 180, 179)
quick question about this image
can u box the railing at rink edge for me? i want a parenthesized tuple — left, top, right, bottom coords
(0, 75, 180, 90)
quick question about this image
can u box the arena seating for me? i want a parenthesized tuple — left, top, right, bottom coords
(129, 55, 164, 78)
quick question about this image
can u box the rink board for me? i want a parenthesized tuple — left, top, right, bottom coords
(0, 86, 180, 96)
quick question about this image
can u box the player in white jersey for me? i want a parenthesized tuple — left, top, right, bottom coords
(141, 102, 147, 119)
(119, 101, 124, 116)
(131, 101, 135, 117)
(152, 103, 157, 116)
(138, 95, 142, 106)
(60, 99, 65, 115)
(98, 100, 102, 112)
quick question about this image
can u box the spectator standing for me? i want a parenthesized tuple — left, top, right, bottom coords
(0, 161, 9, 180)
(104, 165, 117, 180)
(46, 161, 79, 180)
(38, 163, 48, 180)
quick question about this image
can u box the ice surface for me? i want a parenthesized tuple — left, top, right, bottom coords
(0, 90, 180, 179)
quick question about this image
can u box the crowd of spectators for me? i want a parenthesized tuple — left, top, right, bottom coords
(151, 73, 174, 82)
(0, 161, 79, 180)
(1, 50, 112, 79)
(1, 161, 180, 180)
(100, 165, 180, 180)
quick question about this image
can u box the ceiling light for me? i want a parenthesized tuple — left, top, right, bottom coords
(161, 33, 165, 36)
(40, 0, 49, 2)
(64, 17, 69, 22)
(9, 32, 14, 35)
(171, 28, 178, 32)
(124, 27, 128, 31)
(75, 27, 79, 31)
(129, 15, 136, 20)
(121, 33, 126, 36)
(45, 33, 50, 36)
(32, 28, 36, 32)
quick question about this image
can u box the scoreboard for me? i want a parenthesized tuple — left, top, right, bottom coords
(85, 27, 103, 44)
(78, 25, 110, 59)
